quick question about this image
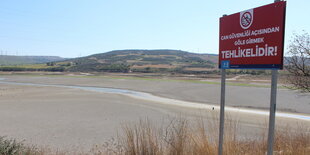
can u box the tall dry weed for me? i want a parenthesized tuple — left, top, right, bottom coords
(114, 117, 309, 155)
(1, 117, 309, 155)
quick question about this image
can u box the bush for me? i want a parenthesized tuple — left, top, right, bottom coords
(0, 136, 26, 155)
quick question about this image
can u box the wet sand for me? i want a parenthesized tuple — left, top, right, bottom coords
(0, 75, 309, 151)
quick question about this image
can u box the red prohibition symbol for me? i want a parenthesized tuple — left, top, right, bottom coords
(241, 12, 252, 27)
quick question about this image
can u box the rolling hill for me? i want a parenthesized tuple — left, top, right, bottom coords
(64, 50, 218, 73)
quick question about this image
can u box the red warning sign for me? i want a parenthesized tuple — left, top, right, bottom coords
(219, 1, 286, 69)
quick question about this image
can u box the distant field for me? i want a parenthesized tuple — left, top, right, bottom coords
(132, 64, 176, 69)
(0, 64, 66, 72)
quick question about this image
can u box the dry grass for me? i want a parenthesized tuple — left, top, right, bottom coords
(2, 118, 309, 155)
(96, 118, 309, 155)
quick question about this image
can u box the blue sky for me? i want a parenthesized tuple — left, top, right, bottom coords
(0, 0, 309, 58)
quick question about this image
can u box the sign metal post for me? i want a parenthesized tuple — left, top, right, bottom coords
(267, 70, 278, 155)
(218, 69, 226, 155)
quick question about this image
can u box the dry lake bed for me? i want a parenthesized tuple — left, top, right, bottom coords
(0, 73, 309, 151)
